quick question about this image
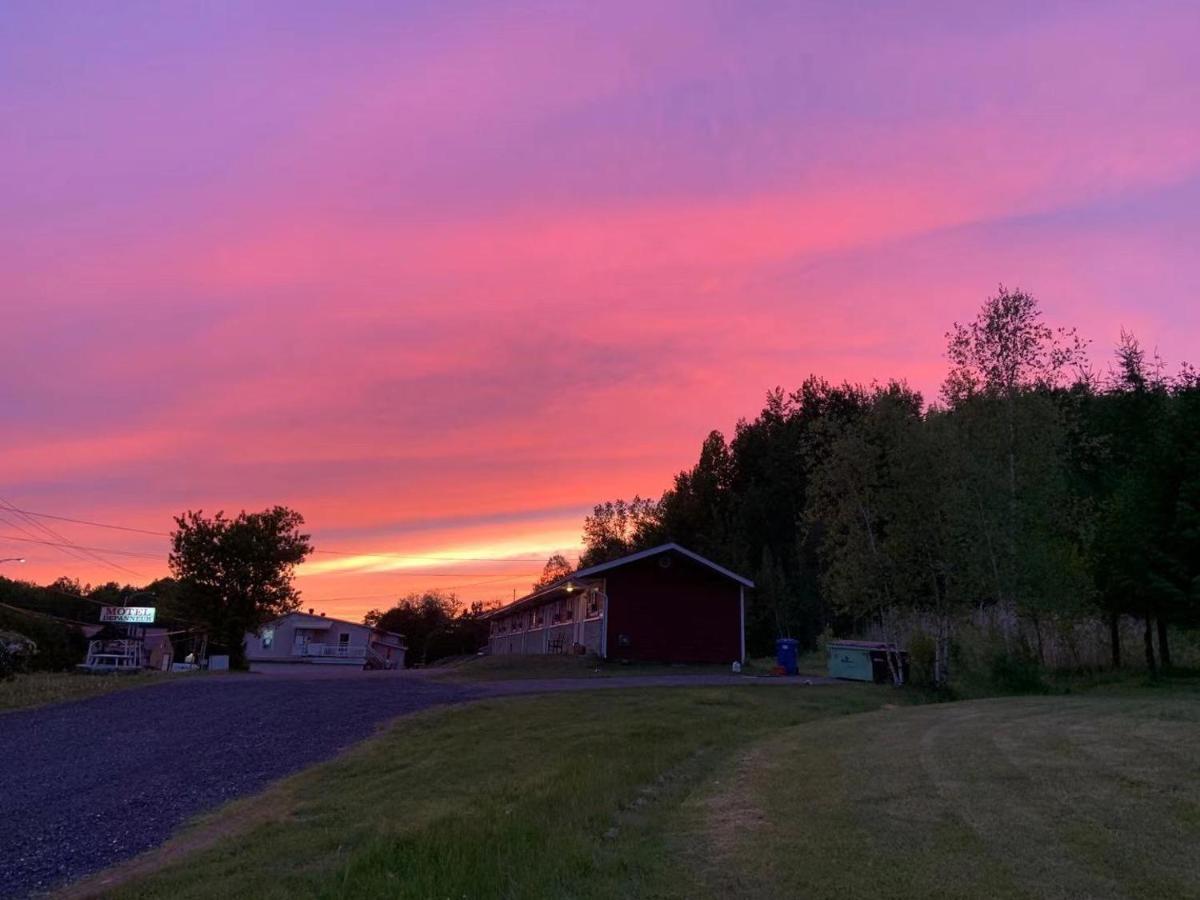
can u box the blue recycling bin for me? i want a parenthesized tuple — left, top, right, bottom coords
(775, 638, 799, 675)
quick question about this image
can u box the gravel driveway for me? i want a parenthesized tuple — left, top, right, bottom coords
(0, 674, 478, 898)
(0, 671, 832, 898)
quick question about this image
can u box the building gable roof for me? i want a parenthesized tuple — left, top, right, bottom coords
(486, 543, 753, 618)
(569, 543, 755, 588)
(263, 611, 404, 641)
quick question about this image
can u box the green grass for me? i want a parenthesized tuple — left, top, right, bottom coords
(680, 680, 1200, 899)
(96, 685, 895, 899)
(79, 677, 1200, 899)
(0, 670, 167, 713)
(429, 653, 764, 682)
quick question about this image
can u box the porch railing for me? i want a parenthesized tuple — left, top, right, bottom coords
(296, 643, 367, 659)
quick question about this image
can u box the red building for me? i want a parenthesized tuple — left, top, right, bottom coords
(486, 543, 753, 664)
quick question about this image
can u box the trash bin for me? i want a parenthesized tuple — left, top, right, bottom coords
(775, 638, 799, 676)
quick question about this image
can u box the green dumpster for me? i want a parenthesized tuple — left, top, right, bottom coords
(827, 641, 875, 681)
(826, 640, 909, 683)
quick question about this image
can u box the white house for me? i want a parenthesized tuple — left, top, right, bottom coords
(245, 611, 406, 673)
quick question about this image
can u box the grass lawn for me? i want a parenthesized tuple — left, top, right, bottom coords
(0, 670, 168, 713)
(428, 650, 827, 682)
(427, 653, 765, 681)
(75, 678, 1200, 900)
(84, 685, 896, 899)
(683, 681, 1200, 899)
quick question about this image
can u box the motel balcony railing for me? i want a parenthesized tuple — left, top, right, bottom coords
(295, 643, 367, 659)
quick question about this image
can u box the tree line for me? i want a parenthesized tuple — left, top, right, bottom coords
(2, 506, 492, 674)
(575, 288, 1200, 685)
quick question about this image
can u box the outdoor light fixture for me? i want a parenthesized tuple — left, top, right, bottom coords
(565, 581, 575, 593)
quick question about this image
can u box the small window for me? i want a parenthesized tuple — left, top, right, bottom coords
(338, 633, 350, 645)
(260, 626, 274, 649)
(586, 593, 601, 618)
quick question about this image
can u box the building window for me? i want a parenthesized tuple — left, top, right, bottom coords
(586, 593, 601, 618)
(531, 607, 544, 628)
(260, 626, 274, 649)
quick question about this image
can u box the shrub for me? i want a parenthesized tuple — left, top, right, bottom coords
(0, 631, 36, 680)
(988, 649, 1048, 694)
(907, 632, 938, 688)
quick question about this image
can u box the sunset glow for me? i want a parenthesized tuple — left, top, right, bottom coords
(3, 1, 1198, 618)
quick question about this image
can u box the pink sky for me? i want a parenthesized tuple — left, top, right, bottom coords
(2, 1, 1198, 618)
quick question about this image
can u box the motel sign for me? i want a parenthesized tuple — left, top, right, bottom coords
(99, 606, 156, 625)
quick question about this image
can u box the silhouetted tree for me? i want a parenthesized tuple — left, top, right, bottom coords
(169, 507, 312, 667)
(578, 497, 661, 567)
(365, 591, 490, 666)
(533, 554, 574, 590)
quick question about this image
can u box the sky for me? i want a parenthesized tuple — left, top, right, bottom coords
(2, 1, 1198, 619)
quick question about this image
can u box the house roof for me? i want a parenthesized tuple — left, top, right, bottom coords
(485, 543, 753, 618)
(266, 611, 404, 641)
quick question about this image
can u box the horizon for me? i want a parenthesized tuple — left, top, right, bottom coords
(4, 1, 1199, 620)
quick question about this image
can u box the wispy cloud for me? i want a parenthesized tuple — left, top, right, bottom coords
(2, 0, 1197, 616)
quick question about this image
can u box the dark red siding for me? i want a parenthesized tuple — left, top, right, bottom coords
(603, 552, 742, 664)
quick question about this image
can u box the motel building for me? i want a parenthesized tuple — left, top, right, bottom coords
(486, 543, 753, 665)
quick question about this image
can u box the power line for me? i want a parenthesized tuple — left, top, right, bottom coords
(0, 600, 97, 629)
(0, 580, 209, 628)
(0, 506, 169, 537)
(0, 533, 539, 575)
(0, 533, 163, 560)
(0, 498, 144, 578)
(0, 512, 96, 566)
(6, 504, 576, 565)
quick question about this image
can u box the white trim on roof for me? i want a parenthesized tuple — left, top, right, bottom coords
(486, 543, 754, 619)
(263, 611, 405, 642)
(569, 543, 755, 588)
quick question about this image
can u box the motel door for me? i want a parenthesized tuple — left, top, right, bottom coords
(573, 594, 586, 646)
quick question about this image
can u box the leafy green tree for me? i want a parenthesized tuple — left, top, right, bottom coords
(941, 288, 1092, 662)
(808, 382, 956, 683)
(1078, 332, 1200, 672)
(169, 507, 312, 667)
(574, 286, 1196, 682)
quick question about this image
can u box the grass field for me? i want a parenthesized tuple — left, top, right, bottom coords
(427, 653, 757, 681)
(0, 670, 168, 713)
(683, 683, 1200, 899)
(82, 685, 894, 899)
(75, 678, 1200, 899)
(426, 652, 821, 681)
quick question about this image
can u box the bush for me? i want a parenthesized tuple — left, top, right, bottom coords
(0, 644, 16, 680)
(988, 649, 1048, 694)
(0, 631, 36, 680)
(907, 632, 938, 688)
(0, 610, 85, 672)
